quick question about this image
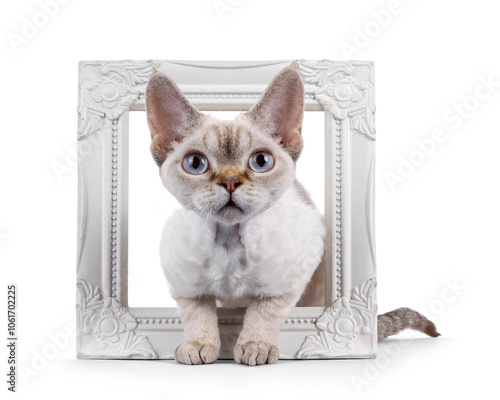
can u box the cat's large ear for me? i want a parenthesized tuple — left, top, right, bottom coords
(246, 66, 304, 161)
(146, 72, 204, 167)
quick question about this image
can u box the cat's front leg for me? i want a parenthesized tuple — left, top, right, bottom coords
(234, 292, 299, 366)
(174, 295, 220, 365)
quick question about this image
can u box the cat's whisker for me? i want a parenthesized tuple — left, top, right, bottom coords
(196, 203, 210, 218)
(202, 210, 212, 231)
(181, 203, 207, 221)
(191, 203, 208, 214)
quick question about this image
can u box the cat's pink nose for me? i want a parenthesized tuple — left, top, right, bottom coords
(219, 177, 242, 193)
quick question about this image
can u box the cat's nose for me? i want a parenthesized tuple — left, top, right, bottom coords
(219, 177, 242, 193)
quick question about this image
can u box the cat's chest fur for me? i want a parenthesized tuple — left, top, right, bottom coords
(160, 181, 325, 308)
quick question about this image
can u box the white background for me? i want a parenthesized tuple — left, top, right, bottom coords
(1, 0, 499, 399)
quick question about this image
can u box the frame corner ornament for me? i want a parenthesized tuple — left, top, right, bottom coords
(296, 277, 377, 359)
(77, 60, 158, 140)
(76, 276, 158, 359)
(297, 60, 376, 140)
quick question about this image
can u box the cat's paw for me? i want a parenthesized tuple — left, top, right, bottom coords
(174, 341, 219, 365)
(233, 341, 279, 366)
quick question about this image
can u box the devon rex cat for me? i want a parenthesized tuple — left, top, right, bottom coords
(145, 66, 439, 366)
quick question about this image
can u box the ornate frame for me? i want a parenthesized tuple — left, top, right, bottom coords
(76, 60, 377, 360)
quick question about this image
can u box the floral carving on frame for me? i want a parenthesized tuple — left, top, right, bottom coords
(297, 277, 377, 358)
(77, 277, 158, 359)
(298, 60, 376, 140)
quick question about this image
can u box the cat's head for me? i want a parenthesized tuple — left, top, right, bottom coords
(145, 66, 304, 225)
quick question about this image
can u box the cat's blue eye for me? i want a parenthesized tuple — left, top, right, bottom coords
(183, 154, 209, 175)
(249, 152, 274, 173)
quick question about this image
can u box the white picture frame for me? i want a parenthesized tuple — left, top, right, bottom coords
(76, 59, 377, 360)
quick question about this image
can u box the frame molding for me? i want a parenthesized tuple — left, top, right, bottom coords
(77, 60, 377, 360)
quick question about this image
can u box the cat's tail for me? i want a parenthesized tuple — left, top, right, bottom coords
(377, 307, 440, 341)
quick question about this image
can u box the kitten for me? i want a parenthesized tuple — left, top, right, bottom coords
(145, 66, 439, 365)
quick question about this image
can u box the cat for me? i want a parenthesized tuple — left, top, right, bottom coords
(145, 66, 439, 365)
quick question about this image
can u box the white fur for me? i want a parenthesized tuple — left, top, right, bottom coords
(160, 180, 325, 308)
